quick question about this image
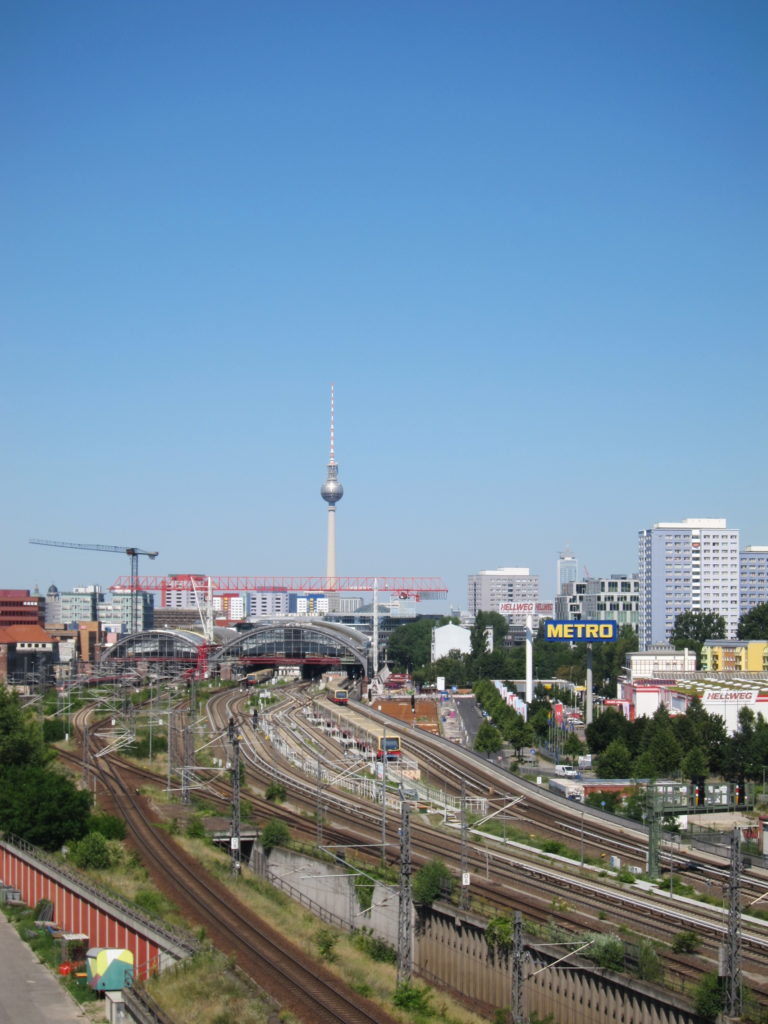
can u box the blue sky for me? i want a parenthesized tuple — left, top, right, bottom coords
(3, 1, 766, 609)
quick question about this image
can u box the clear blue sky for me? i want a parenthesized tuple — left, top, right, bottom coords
(3, 1, 766, 609)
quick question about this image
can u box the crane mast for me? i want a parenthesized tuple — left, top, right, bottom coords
(29, 538, 159, 633)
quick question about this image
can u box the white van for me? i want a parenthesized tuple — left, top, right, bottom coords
(554, 764, 580, 778)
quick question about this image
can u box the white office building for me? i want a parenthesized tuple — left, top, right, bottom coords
(638, 518, 740, 651)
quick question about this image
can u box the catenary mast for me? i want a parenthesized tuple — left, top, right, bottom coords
(320, 384, 344, 585)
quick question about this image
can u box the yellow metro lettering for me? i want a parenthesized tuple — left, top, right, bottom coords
(586, 624, 598, 639)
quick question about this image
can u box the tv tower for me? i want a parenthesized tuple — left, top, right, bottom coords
(320, 384, 344, 584)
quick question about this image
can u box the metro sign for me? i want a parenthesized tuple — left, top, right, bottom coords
(544, 620, 619, 642)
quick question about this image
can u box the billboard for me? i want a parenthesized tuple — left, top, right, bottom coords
(544, 620, 618, 642)
(499, 602, 554, 616)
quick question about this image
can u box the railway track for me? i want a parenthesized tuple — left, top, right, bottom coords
(70, 703, 403, 1024)
(65, 688, 768, 1014)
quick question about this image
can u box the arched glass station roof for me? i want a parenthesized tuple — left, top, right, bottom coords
(99, 619, 370, 677)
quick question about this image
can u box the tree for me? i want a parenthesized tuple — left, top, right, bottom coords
(737, 601, 768, 640)
(411, 859, 453, 906)
(595, 739, 632, 779)
(680, 747, 709, 781)
(0, 765, 91, 850)
(669, 610, 726, 661)
(0, 686, 51, 770)
(474, 721, 502, 756)
(387, 618, 435, 671)
(563, 732, 583, 763)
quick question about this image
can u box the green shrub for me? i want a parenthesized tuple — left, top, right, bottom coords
(43, 719, 67, 743)
(314, 928, 338, 962)
(671, 930, 700, 953)
(584, 934, 624, 971)
(69, 832, 112, 870)
(636, 939, 663, 982)
(351, 928, 397, 963)
(260, 819, 290, 854)
(411, 859, 453, 907)
(693, 973, 723, 1021)
(485, 916, 515, 957)
(265, 781, 287, 802)
(393, 981, 433, 1015)
(88, 813, 126, 840)
(186, 816, 207, 839)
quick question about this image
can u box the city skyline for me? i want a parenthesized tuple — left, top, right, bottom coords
(4, 3, 766, 609)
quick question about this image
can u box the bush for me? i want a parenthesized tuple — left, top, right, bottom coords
(485, 916, 515, 957)
(412, 859, 453, 907)
(43, 719, 67, 742)
(314, 928, 338, 962)
(186, 816, 207, 840)
(693, 973, 723, 1021)
(393, 981, 433, 1015)
(636, 939, 663, 982)
(265, 782, 287, 803)
(351, 928, 397, 963)
(671, 930, 700, 954)
(88, 813, 126, 840)
(69, 832, 112, 870)
(584, 934, 624, 971)
(260, 819, 290, 854)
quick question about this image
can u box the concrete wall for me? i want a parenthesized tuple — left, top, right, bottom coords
(261, 849, 702, 1024)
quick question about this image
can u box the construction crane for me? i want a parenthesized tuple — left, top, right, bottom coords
(29, 539, 159, 634)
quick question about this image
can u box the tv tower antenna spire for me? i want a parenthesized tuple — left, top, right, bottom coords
(320, 383, 344, 585)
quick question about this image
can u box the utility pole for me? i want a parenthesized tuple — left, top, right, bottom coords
(512, 910, 527, 1024)
(181, 716, 192, 805)
(460, 779, 470, 911)
(646, 786, 661, 877)
(316, 757, 324, 845)
(380, 723, 388, 867)
(397, 801, 412, 986)
(723, 827, 743, 1019)
(231, 731, 241, 874)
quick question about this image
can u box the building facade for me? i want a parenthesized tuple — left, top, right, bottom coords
(98, 591, 154, 633)
(0, 590, 45, 629)
(555, 575, 639, 630)
(700, 640, 768, 674)
(740, 546, 768, 616)
(638, 518, 740, 650)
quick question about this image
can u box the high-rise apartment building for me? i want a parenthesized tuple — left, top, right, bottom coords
(467, 568, 539, 616)
(638, 518, 740, 650)
(740, 546, 768, 617)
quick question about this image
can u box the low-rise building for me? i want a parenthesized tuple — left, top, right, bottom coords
(700, 639, 768, 673)
(431, 623, 471, 661)
(625, 646, 696, 679)
(0, 625, 57, 684)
